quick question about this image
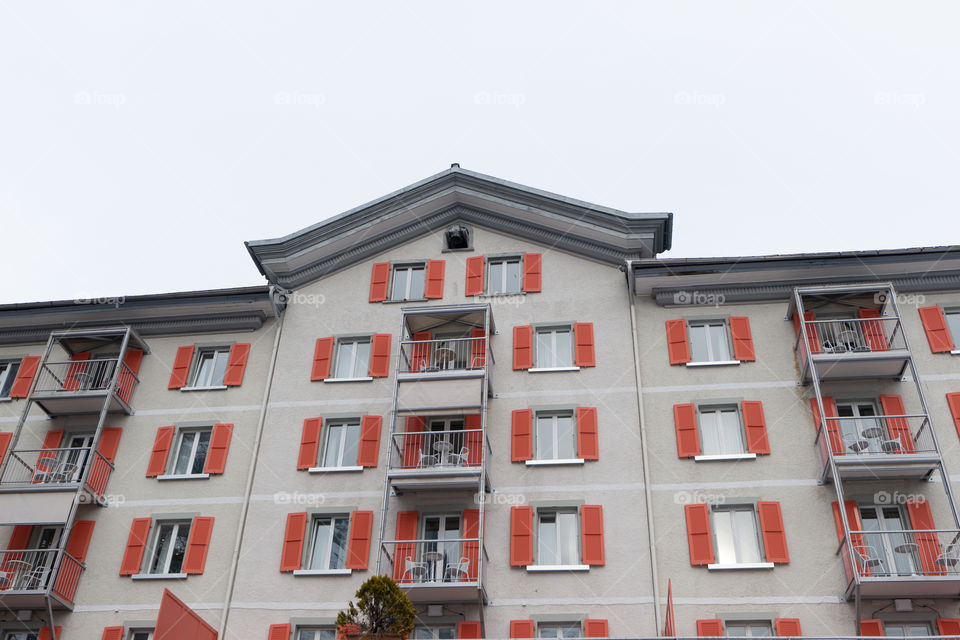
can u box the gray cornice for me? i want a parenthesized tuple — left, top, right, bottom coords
(246, 167, 673, 289)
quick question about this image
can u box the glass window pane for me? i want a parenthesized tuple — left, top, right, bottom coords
(0, 361, 19, 397)
(946, 312, 960, 343)
(700, 410, 721, 455)
(150, 525, 175, 573)
(191, 431, 210, 474)
(173, 432, 196, 475)
(709, 324, 730, 360)
(506, 261, 521, 293)
(330, 517, 350, 569)
(212, 350, 230, 385)
(319, 631, 337, 640)
(538, 514, 558, 564)
(536, 416, 555, 459)
(539, 626, 559, 639)
(557, 415, 576, 459)
(342, 423, 360, 467)
(335, 343, 354, 379)
(438, 628, 456, 640)
(392, 269, 409, 301)
(560, 625, 580, 639)
(713, 510, 736, 564)
(194, 353, 213, 386)
(733, 510, 761, 563)
(413, 629, 433, 640)
(409, 268, 426, 299)
(726, 625, 747, 637)
(689, 325, 709, 362)
(558, 512, 579, 564)
(536, 330, 553, 367)
(324, 426, 343, 467)
(353, 341, 371, 378)
(750, 623, 772, 635)
(310, 519, 331, 569)
(555, 330, 573, 367)
(168, 524, 189, 573)
(488, 262, 504, 295)
(719, 410, 743, 454)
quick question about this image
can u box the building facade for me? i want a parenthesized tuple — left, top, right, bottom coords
(1, 167, 959, 639)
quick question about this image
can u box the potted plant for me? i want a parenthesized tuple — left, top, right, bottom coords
(337, 575, 417, 640)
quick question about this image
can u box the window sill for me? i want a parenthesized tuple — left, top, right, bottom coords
(526, 564, 590, 572)
(293, 569, 353, 576)
(382, 298, 428, 304)
(685, 360, 741, 368)
(323, 377, 373, 383)
(951, 350, 960, 355)
(475, 292, 526, 298)
(707, 562, 774, 571)
(180, 385, 228, 392)
(308, 466, 363, 473)
(157, 473, 210, 481)
(694, 453, 757, 462)
(525, 459, 585, 467)
(0, 397, 10, 403)
(528, 367, 580, 373)
(131, 573, 188, 580)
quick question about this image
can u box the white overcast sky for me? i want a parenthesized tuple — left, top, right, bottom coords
(1, 2, 957, 304)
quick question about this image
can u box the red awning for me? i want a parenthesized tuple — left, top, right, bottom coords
(155, 589, 218, 640)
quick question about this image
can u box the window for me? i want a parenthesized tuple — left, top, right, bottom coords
(946, 309, 960, 344)
(535, 326, 573, 368)
(298, 629, 336, 640)
(148, 521, 191, 575)
(0, 360, 20, 398)
(713, 506, 762, 564)
(334, 338, 371, 379)
(171, 428, 211, 475)
(688, 320, 731, 362)
(538, 510, 580, 565)
(488, 257, 522, 295)
(699, 406, 744, 455)
(884, 622, 932, 637)
(308, 515, 350, 570)
(859, 505, 916, 576)
(412, 627, 456, 640)
(836, 400, 883, 454)
(391, 264, 426, 301)
(321, 420, 361, 467)
(129, 631, 154, 640)
(4, 633, 39, 640)
(725, 622, 772, 637)
(535, 412, 576, 460)
(191, 347, 230, 388)
(538, 623, 581, 639)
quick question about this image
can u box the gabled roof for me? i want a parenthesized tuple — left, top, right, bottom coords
(246, 165, 673, 289)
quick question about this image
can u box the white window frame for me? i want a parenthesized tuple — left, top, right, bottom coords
(709, 505, 770, 570)
(303, 514, 351, 573)
(945, 308, 960, 353)
(486, 256, 523, 295)
(166, 427, 213, 477)
(533, 325, 575, 369)
(145, 520, 192, 576)
(0, 359, 21, 398)
(320, 419, 362, 469)
(296, 628, 337, 640)
(190, 347, 231, 388)
(331, 337, 372, 380)
(533, 411, 578, 462)
(537, 622, 582, 639)
(391, 263, 427, 301)
(534, 509, 584, 569)
(687, 320, 733, 363)
(723, 621, 773, 637)
(697, 405, 748, 458)
(883, 621, 933, 636)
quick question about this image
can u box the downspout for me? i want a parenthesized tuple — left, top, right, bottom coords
(218, 286, 286, 638)
(625, 260, 662, 633)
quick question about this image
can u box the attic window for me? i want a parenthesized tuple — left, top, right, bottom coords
(444, 225, 472, 251)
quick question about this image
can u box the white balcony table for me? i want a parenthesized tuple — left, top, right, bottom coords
(893, 542, 919, 554)
(861, 426, 884, 439)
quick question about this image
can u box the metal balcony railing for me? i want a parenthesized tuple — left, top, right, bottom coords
(0, 548, 83, 607)
(0, 448, 114, 501)
(839, 529, 960, 583)
(815, 414, 937, 460)
(382, 538, 486, 586)
(796, 317, 906, 358)
(33, 359, 139, 404)
(388, 430, 488, 471)
(399, 337, 487, 374)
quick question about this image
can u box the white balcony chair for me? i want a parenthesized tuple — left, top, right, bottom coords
(443, 557, 470, 582)
(847, 440, 870, 454)
(936, 543, 960, 570)
(0, 570, 12, 589)
(402, 557, 428, 583)
(417, 450, 438, 469)
(447, 447, 469, 466)
(23, 566, 49, 590)
(853, 545, 883, 571)
(52, 461, 79, 483)
(880, 437, 904, 454)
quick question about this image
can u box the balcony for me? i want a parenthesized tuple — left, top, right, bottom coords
(0, 447, 114, 508)
(815, 414, 940, 481)
(31, 358, 140, 416)
(0, 547, 84, 609)
(838, 529, 960, 599)
(387, 430, 491, 493)
(796, 316, 910, 383)
(381, 538, 488, 603)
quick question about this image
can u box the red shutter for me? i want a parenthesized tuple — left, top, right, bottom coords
(369, 333, 392, 377)
(146, 426, 175, 477)
(0, 432, 10, 464)
(64, 351, 91, 390)
(203, 423, 233, 474)
(311, 337, 334, 381)
(832, 500, 866, 579)
(673, 404, 701, 458)
(465, 256, 485, 296)
(120, 518, 152, 575)
(223, 343, 250, 386)
(37, 627, 61, 640)
(574, 322, 596, 367)
(774, 619, 802, 636)
(357, 415, 382, 467)
(268, 624, 291, 640)
(35, 430, 64, 479)
(879, 394, 914, 453)
(346, 510, 373, 570)
(860, 620, 884, 636)
(168, 346, 195, 389)
(280, 512, 307, 571)
(792, 311, 820, 354)
(1, 525, 32, 575)
(410, 331, 432, 373)
(758, 501, 790, 563)
(513, 326, 533, 370)
(463, 508, 480, 581)
(183, 516, 214, 574)
(919, 306, 955, 352)
(742, 401, 770, 455)
(369, 262, 390, 302)
(810, 396, 843, 456)
(457, 621, 482, 639)
(465, 414, 483, 466)
(907, 498, 942, 575)
(684, 503, 714, 565)
(102, 628, 125, 640)
(510, 506, 534, 566)
(470, 327, 486, 368)
(666, 320, 690, 365)
(729, 316, 756, 361)
(511, 409, 533, 462)
(696, 620, 723, 637)
(401, 416, 425, 469)
(297, 418, 322, 470)
(9, 355, 41, 398)
(580, 505, 605, 565)
(576, 407, 599, 460)
(97, 427, 123, 463)
(523, 253, 542, 293)
(393, 510, 420, 582)
(425, 260, 445, 299)
(584, 620, 609, 638)
(858, 308, 889, 351)
(948, 393, 960, 441)
(65, 520, 96, 562)
(510, 621, 535, 639)
(938, 619, 960, 637)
